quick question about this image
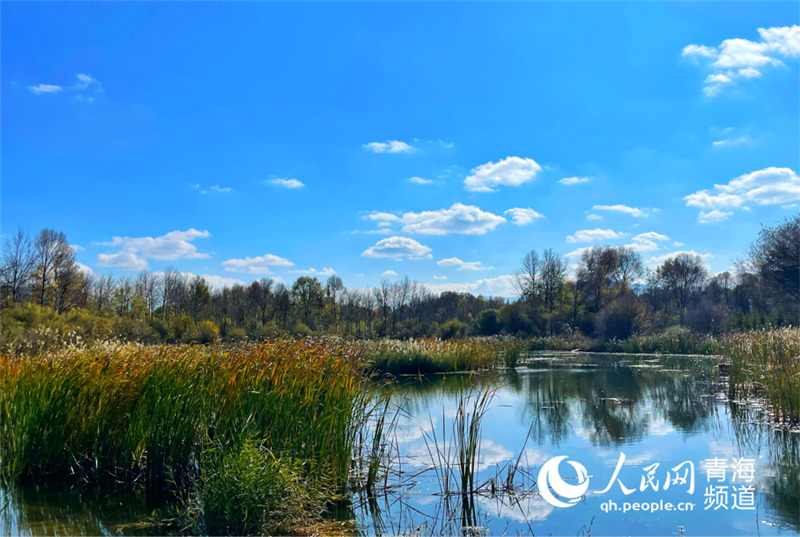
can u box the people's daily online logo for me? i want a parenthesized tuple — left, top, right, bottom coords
(536, 452, 757, 513)
(537, 456, 590, 508)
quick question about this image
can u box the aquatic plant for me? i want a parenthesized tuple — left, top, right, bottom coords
(726, 327, 800, 422)
(360, 338, 505, 374)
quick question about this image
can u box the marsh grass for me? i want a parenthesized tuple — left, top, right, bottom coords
(726, 327, 800, 422)
(0, 340, 374, 533)
(361, 338, 507, 374)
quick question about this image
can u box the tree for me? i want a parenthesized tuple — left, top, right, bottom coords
(514, 250, 539, 300)
(655, 254, 708, 324)
(291, 277, 324, 329)
(749, 215, 800, 316)
(538, 248, 568, 335)
(325, 275, 345, 331)
(1, 229, 35, 304)
(33, 229, 72, 307)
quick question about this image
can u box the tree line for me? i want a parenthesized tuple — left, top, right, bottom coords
(1, 215, 797, 345)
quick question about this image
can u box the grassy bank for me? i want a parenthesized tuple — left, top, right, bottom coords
(359, 337, 522, 374)
(0, 340, 372, 534)
(726, 327, 800, 422)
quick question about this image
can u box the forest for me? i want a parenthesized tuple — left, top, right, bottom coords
(1, 215, 797, 349)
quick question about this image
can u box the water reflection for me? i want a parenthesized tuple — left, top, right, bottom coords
(371, 352, 799, 536)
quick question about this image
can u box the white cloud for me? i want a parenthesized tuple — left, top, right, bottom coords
(267, 178, 305, 189)
(223, 254, 294, 274)
(76, 263, 93, 276)
(364, 204, 506, 236)
(464, 156, 542, 192)
(565, 247, 594, 260)
(363, 140, 415, 154)
(382, 270, 398, 276)
(586, 214, 602, 221)
(195, 273, 249, 291)
(96, 229, 211, 271)
(209, 185, 232, 193)
(290, 267, 336, 276)
(682, 44, 718, 60)
(433, 275, 447, 280)
(685, 167, 800, 220)
(625, 231, 670, 252)
(400, 203, 506, 235)
(74, 73, 101, 92)
(558, 176, 592, 186)
(712, 135, 750, 148)
(593, 204, 647, 217)
(437, 257, 493, 271)
(409, 176, 434, 185)
(364, 211, 400, 222)
(361, 236, 433, 260)
(504, 207, 545, 226)
(683, 25, 800, 96)
(28, 84, 62, 95)
(425, 274, 518, 298)
(647, 250, 713, 267)
(566, 228, 628, 243)
(698, 209, 734, 224)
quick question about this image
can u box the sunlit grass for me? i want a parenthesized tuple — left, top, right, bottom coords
(359, 338, 511, 374)
(726, 327, 800, 422)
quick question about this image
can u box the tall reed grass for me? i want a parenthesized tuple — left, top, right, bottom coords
(0, 340, 373, 533)
(359, 338, 511, 374)
(726, 327, 800, 422)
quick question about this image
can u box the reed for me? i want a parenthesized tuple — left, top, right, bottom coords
(0, 340, 373, 533)
(360, 338, 504, 374)
(725, 327, 800, 421)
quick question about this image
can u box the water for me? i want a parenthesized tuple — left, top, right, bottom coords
(353, 352, 800, 536)
(2, 352, 798, 536)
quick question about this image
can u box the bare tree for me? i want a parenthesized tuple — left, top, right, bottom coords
(1, 229, 36, 304)
(655, 254, 708, 324)
(514, 250, 540, 300)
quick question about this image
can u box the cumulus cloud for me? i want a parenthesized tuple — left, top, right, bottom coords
(625, 231, 670, 252)
(698, 209, 734, 224)
(683, 25, 800, 96)
(363, 140, 415, 153)
(437, 257, 493, 271)
(290, 267, 336, 276)
(267, 178, 305, 189)
(433, 275, 447, 280)
(400, 203, 506, 235)
(586, 214, 602, 221)
(425, 274, 518, 298)
(96, 229, 211, 271)
(558, 176, 592, 186)
(684, 167, 800, 221)
(409, 176, 434, 185)
(223, 254, 294, 274)
(382, 270, 398, 276)
(361, 236, 433, 260)
(28, 84, 62, 95)
(504, 207, 545, 226)
(364, 212, 400, 222)
(195, 273, 250, 291)
(593, 204, 647, 217)
(647, 250, 713, 267)
(566, 228, 628, 243)
(464, 156, 542, 192)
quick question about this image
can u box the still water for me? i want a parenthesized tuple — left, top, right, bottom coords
(353, 352, 799, 536)
(2, 352, 798, 536)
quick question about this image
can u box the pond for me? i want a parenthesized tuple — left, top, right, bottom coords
(351, 352, 799, 536)
(2, 352, 798, 536)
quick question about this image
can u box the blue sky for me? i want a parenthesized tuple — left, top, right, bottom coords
(3, 3, 799, 296)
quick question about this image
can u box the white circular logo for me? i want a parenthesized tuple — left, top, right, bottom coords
(537, 455, 590, 508)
